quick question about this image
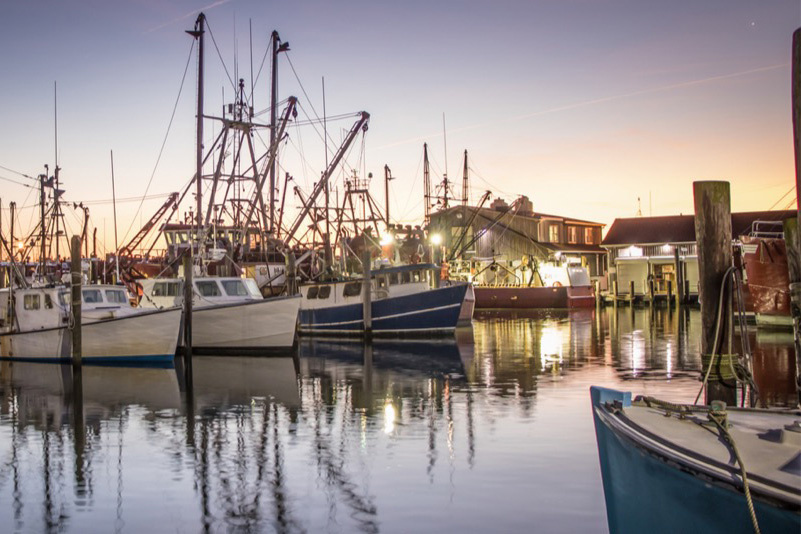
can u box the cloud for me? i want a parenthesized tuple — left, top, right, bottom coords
(144, 0, 236, 34)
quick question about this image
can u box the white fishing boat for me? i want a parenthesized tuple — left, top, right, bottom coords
(139, 276, 300, 352)
(0, 284, 181, 364)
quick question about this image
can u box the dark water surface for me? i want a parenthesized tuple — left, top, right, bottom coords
(0, 307, 795, 533)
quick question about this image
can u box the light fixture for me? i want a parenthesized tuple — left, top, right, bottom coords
(430, 233, 443, 246)
(379, 233, 394, 246)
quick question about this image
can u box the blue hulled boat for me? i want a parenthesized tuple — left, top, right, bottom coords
(590, 386, 801, 533)
(298, 263, 468, 336)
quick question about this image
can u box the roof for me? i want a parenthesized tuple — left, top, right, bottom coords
(430, 205, 604, 227)
(537, 242, 607, 254)
(601, 210, 796, 246)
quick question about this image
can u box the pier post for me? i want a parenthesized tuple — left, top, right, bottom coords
(673, 248, 683, 306)
(285, 252, 297, 295)
(182, 251, 193, 360)
(362, 249, 372, 338)
(629, 280, 635, 306)
(594, 279, 601, 308)
(648, 277, 654, 307)
(789, 28, 801, 404)
(667, 280, 673, 309)
(693, 181, 736, 405)
(612, 279, 618, 308)
(70, 236, 82, 366)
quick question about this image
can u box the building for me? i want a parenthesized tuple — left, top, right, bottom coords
(427, 195, 607, 282)
(601, 210, 795, 299)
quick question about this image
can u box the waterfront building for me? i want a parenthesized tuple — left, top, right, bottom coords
(601, 210, 795, 301)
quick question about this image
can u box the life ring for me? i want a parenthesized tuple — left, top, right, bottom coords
(553, 281, 562, 287)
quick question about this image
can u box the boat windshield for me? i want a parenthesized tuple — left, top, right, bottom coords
(196, 280, 222, 297)
(222, 280, 249, 297)
(242, 278, 262, 298)
(82, 289, 103, 304)
(105, 289, 129, 305)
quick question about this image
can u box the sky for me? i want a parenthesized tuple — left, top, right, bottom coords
(0, 0, 798, 255)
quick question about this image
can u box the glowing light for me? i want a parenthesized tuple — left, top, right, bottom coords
(661, 244, 672, 254)
(379, 232, 394, 246)
(383, 402, 396, 434)
(430, 233, 443, 246)
(623, 246, 643, 257)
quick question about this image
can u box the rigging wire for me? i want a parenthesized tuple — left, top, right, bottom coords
(0, 165, 38, 181)
(205, 20, 237, 94)
(0, 174, 37, 189)
(767, 185, 795, 211)
(118, 39, 195, 247)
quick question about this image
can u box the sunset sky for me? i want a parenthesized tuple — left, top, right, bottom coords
(0, 0, 798, 255)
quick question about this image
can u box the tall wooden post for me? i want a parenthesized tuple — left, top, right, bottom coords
(789, 28, 801, 405)
(667, 280, 673, 309)
(182, 252, 193, 360)
(285, 252, 297, 295)
(70, 236, 82, 367)
(362, 249, 372, 338)
(693, 181, 735, 405)
(629, 280, 635, 305)
(673, 247, 683, 306)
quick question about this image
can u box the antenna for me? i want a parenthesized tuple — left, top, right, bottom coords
(442, 113, 448, 179)
(110, 150, 120, 283)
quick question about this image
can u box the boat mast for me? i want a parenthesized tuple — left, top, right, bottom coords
(39, 168, 47, 281)
(269, 30, 289, 235)
(423, 143, 431, 225)
(111, 150, 120, 283)
(462, 150, 469, 206)
(384, 165, 393, 231)
(188, 13, 206, 231)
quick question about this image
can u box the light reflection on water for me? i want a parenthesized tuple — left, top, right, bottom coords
(0, 307, 795, 533)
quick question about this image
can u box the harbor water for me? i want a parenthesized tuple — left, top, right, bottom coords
(0, 307, 795, 533)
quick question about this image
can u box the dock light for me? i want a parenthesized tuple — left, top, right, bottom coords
(430, 233, 443, 246)
(379, 233, 394, 246)
(662, 244, 672, 254)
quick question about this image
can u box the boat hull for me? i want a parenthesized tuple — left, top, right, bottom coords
(185, 294, 300, 352)
(298, 283, 467, 336)
(474, 285, 594, 309)
(458, 283, 475, 325)
(0, 308, 182, 364)
(591, 387, 801, 533)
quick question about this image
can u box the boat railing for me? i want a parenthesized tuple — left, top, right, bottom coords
(748, 220, 784, 239)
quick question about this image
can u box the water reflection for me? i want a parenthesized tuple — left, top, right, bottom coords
(0, 307, 794, 532)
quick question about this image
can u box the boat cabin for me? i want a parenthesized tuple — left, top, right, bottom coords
(138, 277, 263, 309)
(0, 284, 137, 331)
(300, 264, 437, 309)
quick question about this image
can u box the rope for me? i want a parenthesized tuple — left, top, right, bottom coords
(707, 407, 761, 534)
(695, 266, 734, 405)
(634, 396, 762, 533)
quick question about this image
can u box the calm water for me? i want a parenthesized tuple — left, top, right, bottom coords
(0, 307, 795, 533)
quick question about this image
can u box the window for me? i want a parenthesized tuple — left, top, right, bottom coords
(377, 276, 387, 289)
(307, 286, 319, 299)
(23, 294, 40, 310)
(318, 286, 331, 299)
(343, 282, 362, 297)
(585, 227, 594, 244)
(58, 291, 69, 305)
(389, 273, 400, 285)
(412, 270, 422, 282)
(401, 271, 412, 284)
(153, 282, 166, 297)
(44, 294, 54, 309)
(82, 289, 102, 303)
(549, 225, 559, 243)
(222, 280, 249, 297)
(196, 281, 221, 297)
(567, 227, 578, 244)
(106, 289, 128, 304)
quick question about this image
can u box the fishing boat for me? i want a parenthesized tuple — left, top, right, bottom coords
(138, 276, 301, 353)
(473, 262, 595, 309)
(591, 386, 801, 533)
(298, 263, 468, 336)
(0, 284, 181, 364)
(741, 221, 791, 329)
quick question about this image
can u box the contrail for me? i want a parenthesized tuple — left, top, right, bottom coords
(144, 0, 236, 34)
(373, 63, 789, 151)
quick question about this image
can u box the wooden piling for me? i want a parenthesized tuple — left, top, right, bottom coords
(594, 279, 601, 308)
(667, 280, 673, 308)
(612, 279, 618, 307)
(285, 253, 297, 295)
(790, 28, 801, 404)
(784, 217, 801, 405)
(693, 181, 735, 405)
(182, 252, 193, 360)
(673, 248, 683, 306)
(362, 249, 372, 338)
(70, 236, 82, 367)
(629, 280, 635, 305)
